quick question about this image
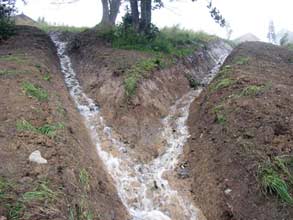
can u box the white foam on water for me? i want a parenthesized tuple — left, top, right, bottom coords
(50, 32, 229, 220)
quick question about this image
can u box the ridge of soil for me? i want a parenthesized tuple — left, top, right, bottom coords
(0, 26, 128, 220)
(185, 42, 293, 220)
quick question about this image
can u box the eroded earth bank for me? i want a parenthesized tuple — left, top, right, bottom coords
(1, 25, 293, 220)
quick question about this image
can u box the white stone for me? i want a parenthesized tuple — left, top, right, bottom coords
(29, 150, 48, 164)
(224, 188, 232, 195)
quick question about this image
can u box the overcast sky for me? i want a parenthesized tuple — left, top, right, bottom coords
(16, 0, 293, 41)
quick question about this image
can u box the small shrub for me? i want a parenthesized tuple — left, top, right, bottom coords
(21, 81, 48, 101)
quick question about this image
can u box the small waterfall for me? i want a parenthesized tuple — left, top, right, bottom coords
(50, 32, 229, 220)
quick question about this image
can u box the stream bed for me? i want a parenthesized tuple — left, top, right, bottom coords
(50, 32, 229, 220)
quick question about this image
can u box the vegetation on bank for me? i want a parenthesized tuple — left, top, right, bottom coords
(98, 16, 217, 97)
(259, 156, 293, 204)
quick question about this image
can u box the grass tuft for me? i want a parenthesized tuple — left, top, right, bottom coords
(213, 104, 226, 125)
(16, 120, 64, 137)
(211, 78, 235, 92)
(124, 58, 162, 97)
(21, 81, 48, 101)
(240, 85, 265, 96)
(234, 56, 250, 65)
(259, 156, 293, 204)
(79, 169, 90, 190)
(22, 182, 57, 202)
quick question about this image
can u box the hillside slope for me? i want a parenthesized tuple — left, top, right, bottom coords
(0, 26, 128, 220)
(185, 42, 293, 220)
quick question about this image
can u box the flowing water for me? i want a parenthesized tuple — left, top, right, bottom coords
(50, 32, 229, 220)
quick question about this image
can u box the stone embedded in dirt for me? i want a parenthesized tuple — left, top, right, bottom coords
(29, 150, 48, 164)
(224, 188, 232, 195)
(0, 216, 7, 220)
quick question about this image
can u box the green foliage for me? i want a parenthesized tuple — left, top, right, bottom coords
(102, 24, 215, 57)
(240, 85, 266, 96)
(23, 182, 56, 202)
(213, 104, 226, 125)
(21, 81, 48, 101)
(287, 44, 293, 51)
(186, 75, 200, 89)
(259, 156, 293, 204)
(234, 56, 250, 65)
(1, 178, 59, 220)
(124, 58, 162, 97)
(211, 78, 235, 92)
(0, 69, 29, 76)
(79, 169, 90, 190)
(37, 24, 87, 33)
(0, 0, 16, 41)
(16, 119, 64, 137)
(0, 54, 27, 64)
(43, 73, 51, 81)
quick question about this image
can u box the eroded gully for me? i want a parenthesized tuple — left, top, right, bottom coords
(50, 32, 229, 220)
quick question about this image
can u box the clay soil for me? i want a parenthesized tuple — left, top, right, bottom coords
(0, 26, 128, 220)
(185, 42, 293, 220)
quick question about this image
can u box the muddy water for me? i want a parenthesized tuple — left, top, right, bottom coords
(50, 32, 228, 220)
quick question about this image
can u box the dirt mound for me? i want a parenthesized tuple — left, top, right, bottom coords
(185, 42, 293, 220)
(0, 26, 128, 220)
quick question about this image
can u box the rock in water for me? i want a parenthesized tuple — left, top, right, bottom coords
(29, 150, 48, 164)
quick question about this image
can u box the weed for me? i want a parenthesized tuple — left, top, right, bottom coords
(57, 103, 67, 116)
(213, 104, 226, 125)
(124, 74, 138, 97)
(35, 64, 42, 72)
(259, 156, 293, 204)
(241, 85, 265, 96)
(16, 120, 64, 137)
(186, 75, 200, 89)
(8, 202, 24, 220)
(0, 54, 27, 64)
(234, 56, 250, 65)
(211, 78, 235, 92)
(22, 81, 48, 101)
(23, 182, 57, 202)
(0, 69, 30, 76)
(79, 169, 90, 190)
(124, 58, 162, 97)
(43, 73, 51, 81)
(260, 167, 293, 204)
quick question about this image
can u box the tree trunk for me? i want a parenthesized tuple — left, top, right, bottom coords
(109, 0, 121, 25)
(100, 0, 120, 27)
(129, 0, 139, 30)
(140, 0, 152, 33)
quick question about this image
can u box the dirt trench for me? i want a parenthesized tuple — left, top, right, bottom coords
(68, 29, 232, 164)
(0, 26, 128, 220)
